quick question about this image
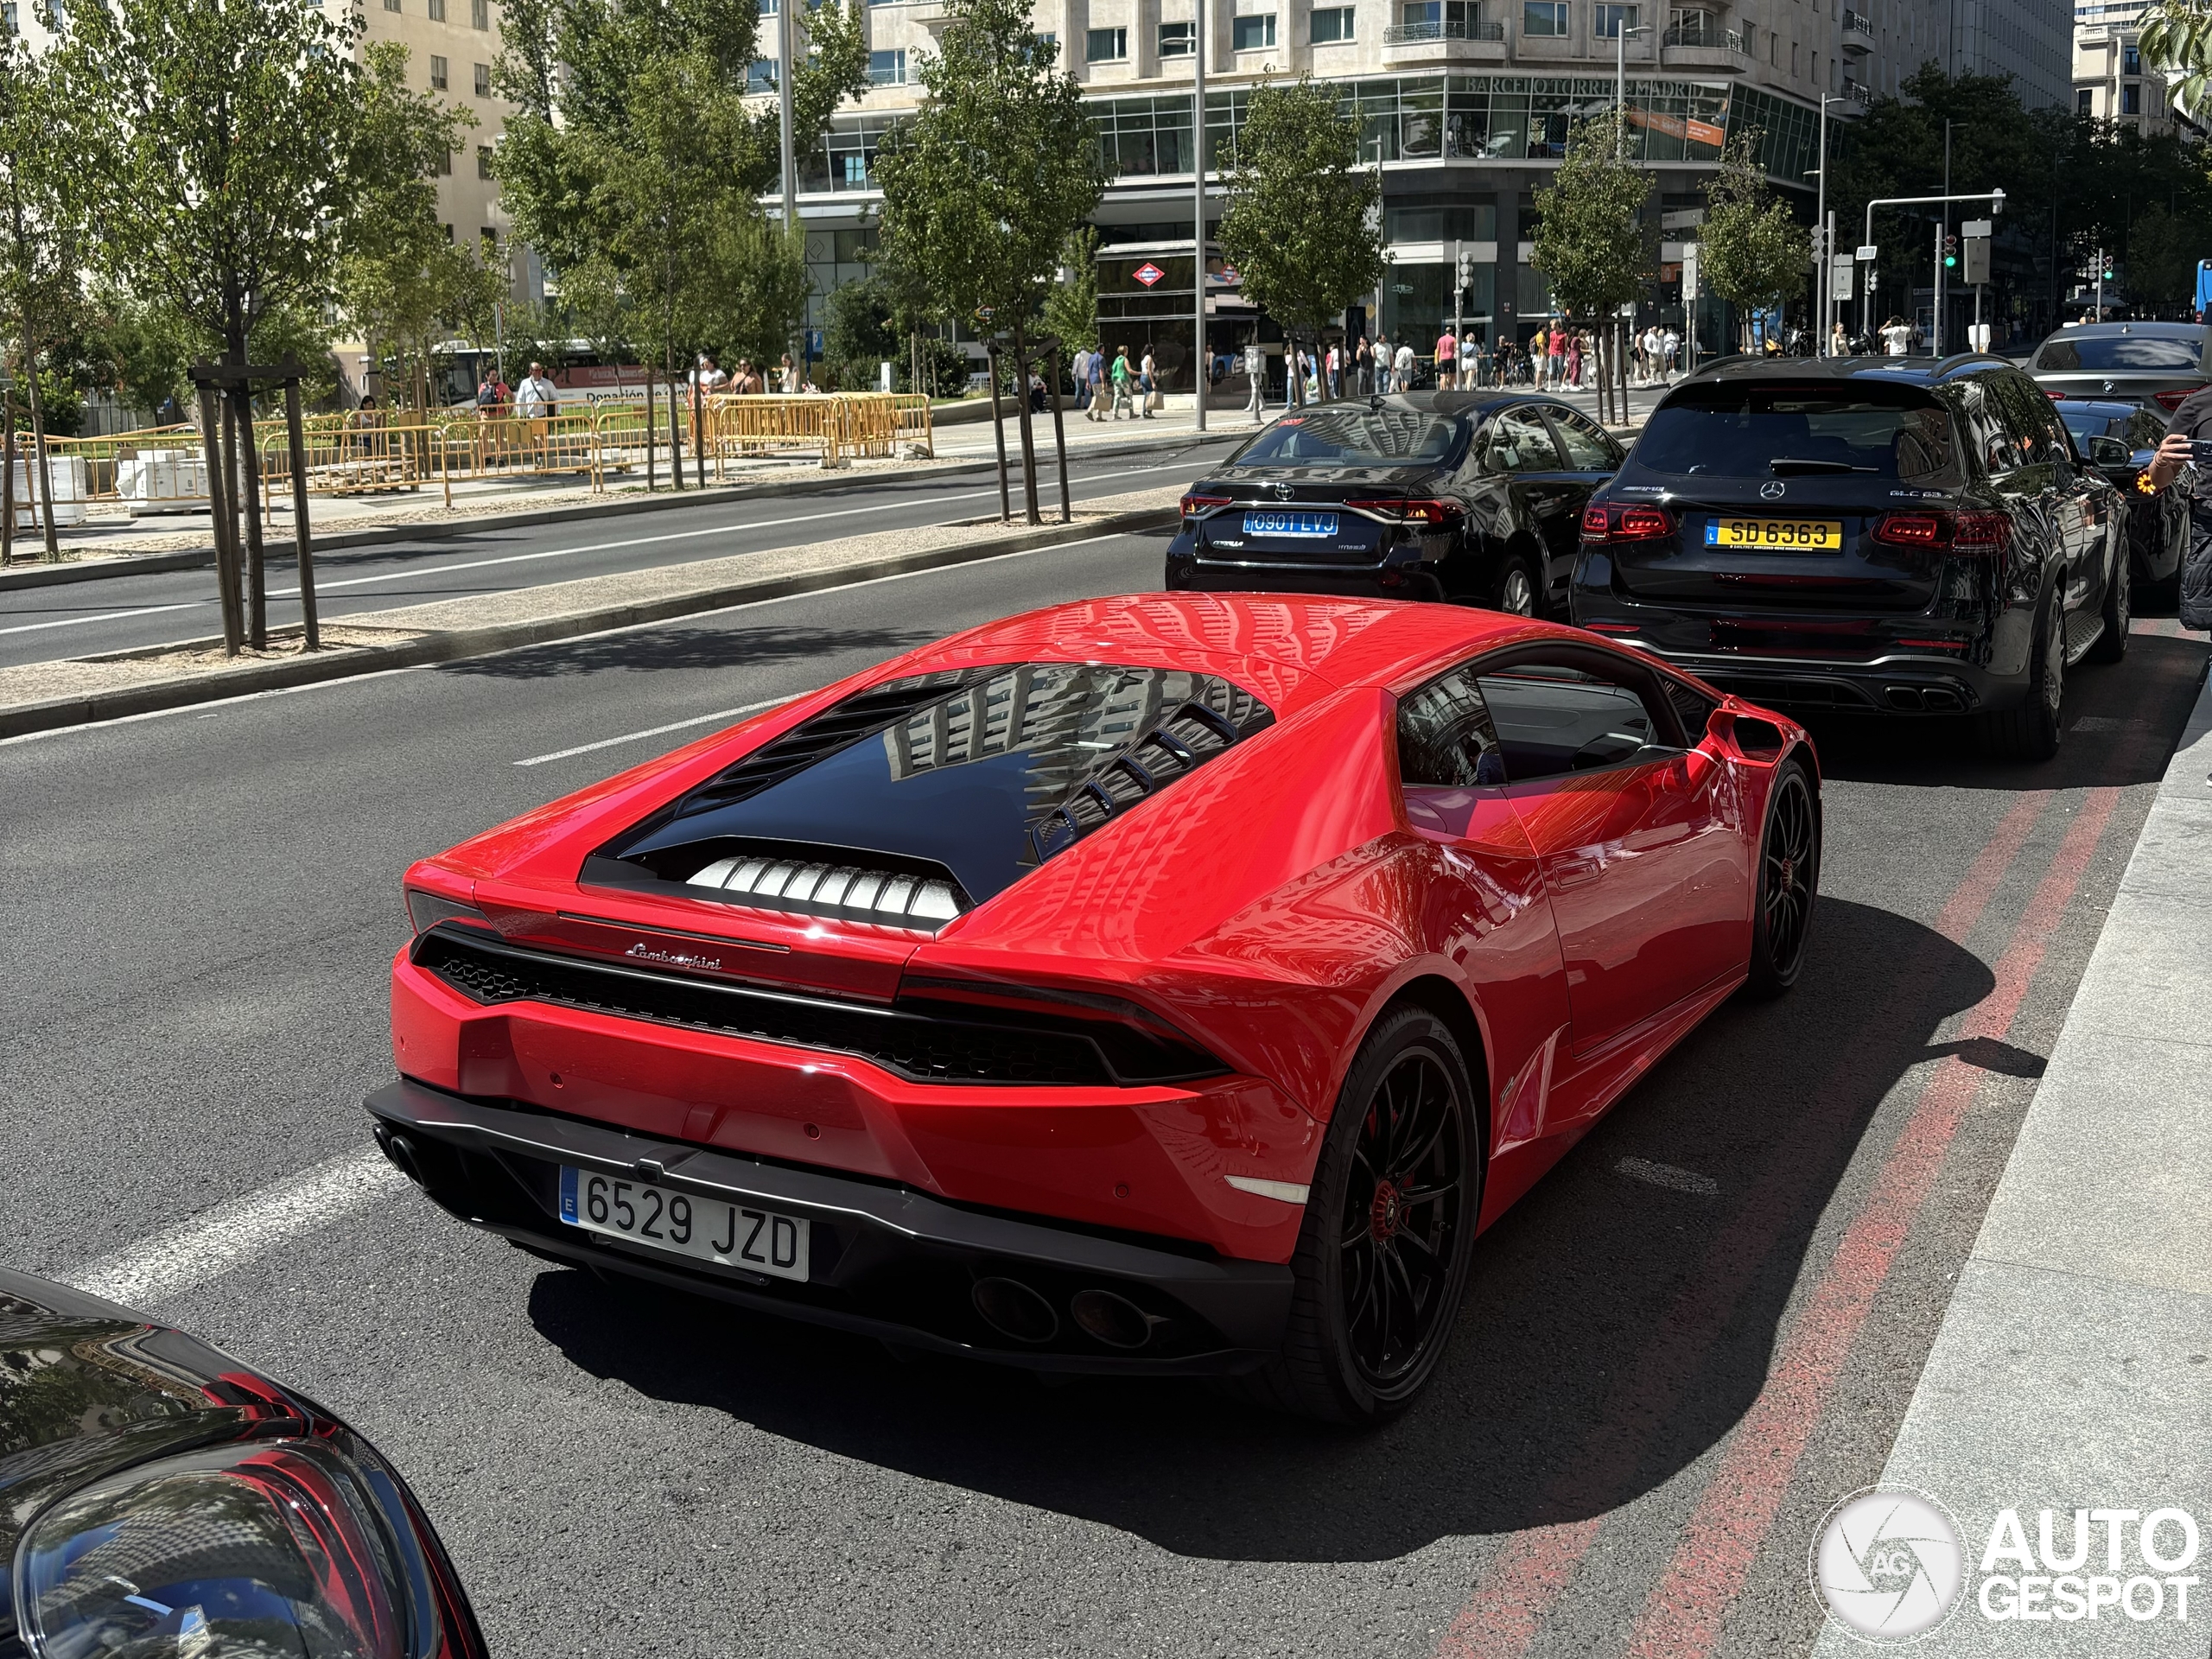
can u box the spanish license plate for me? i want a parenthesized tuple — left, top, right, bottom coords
(1243, 510, 1338, 537)
(558, 1166, 810, 1281)
(1705, 517, 1845, 550)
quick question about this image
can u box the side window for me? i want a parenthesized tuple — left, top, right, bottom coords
(1481, 410, 1565, 474)
(1397, 667, 1507, 788)
(2018, 375, 2076, 463)
(1476, 659, 1673, 780)
(1986, 372, 2056, 468)
(1662, 677, 1719, 741)
(1548, 407, 1619, 472)
(2126, 409, 2167, 452)
(1960, 384, 2020, 476)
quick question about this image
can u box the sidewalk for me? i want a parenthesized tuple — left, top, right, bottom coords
(1812, 664, 2212, 1656)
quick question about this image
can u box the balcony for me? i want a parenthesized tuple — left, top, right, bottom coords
(1661, 22, 1751, 69)
(1383, 16, 1503, 41)
(1842, 76, 1872, 105)
(1840, 7, 1872, 54)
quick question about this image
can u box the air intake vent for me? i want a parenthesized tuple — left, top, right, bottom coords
(686, 847, 967, 929)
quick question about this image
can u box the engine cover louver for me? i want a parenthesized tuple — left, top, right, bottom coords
(686, 850, 966, 929)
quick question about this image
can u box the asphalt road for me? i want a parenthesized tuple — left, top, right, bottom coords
(3, 533, 2203, 1659)
(0, 433, 1241, 669)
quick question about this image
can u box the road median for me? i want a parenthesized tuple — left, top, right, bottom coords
(0, 486, 1179, 739)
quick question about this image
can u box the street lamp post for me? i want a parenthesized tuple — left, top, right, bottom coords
(1614, 18, 1650, 157)
(1860, 188, 2005, 353)
(1193, 0, 1206, 430)
(1812, 93, 1847, 354)
(777, 0, 797, 230)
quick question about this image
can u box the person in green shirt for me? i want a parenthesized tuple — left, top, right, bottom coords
(1109, 346, 1135, 419)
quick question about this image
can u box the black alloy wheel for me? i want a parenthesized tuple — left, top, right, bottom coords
(1981, 594, 2065, 762)
(1491, 550, 1539, 617)
(1743, 757, 1819, 999)
(2088, 535, 2130, 664)
(1244, 1007, 1481, 1424)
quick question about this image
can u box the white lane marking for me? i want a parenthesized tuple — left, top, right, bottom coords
(64, 1147, 409, 1309)
(1616, 1156, 1719, 1196)
(0, 600, 204, 637)
(0, 666, 429, 746)
(3, 529, 1146, 746)
(515, 695, 791, 766)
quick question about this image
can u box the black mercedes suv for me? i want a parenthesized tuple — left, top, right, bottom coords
(1570, 355, 2128, 760)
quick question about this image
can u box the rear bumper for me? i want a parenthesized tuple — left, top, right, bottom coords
(367, 1077, 1295, 1374)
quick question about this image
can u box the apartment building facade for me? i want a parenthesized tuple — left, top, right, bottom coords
(762, 0, 1978, 378)
(2070, 0, 2191, 137)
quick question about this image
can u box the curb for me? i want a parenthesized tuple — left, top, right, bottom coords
(0, 427, 1228, 594)
(0, 505, 1176, 740)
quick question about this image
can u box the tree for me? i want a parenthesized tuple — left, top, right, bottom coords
(1700, 130, 1806, 351)
(0, 40, 86, 561)
(2142, 0, 2212, 119)
(59, 0, 373, 644)
(1217, 78, 1385, 406)
(340, 44, 502, 413)
(1529, 111, 1650, 423)
(874, 0, 1107, 522)
(1040, 226, 1099, 375)
(825, 274, 898, 389)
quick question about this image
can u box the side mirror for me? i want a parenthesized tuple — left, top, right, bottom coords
(2087, 435, 2130, 466)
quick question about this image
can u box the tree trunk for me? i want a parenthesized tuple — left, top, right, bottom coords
(1, 382, 14, 569)
(691, 368, 706, 489)
(986, 342, 1010, 524)
(645, 373, 657, 490)
(232, 380, 269, 648)
(668, 365, 685, 492)
(22, 329, 55, 563)
(1009, 322, 1041, 526)
(1046, 341, 1071, 524)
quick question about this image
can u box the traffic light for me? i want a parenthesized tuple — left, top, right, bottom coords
(1455, 251, 1476, 291)
(2103, 261, 2116, 280)
(1942, 233, 1959, 270)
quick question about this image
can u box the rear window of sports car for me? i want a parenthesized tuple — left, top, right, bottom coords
(2032, 334, 2203, 372)
(1231, 409, 1464, 467)
(1632, 383, 1961, 485)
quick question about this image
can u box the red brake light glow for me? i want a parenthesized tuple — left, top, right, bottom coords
(1872, 512, 1944, 546)
(1580, 504, 1675, 542)
(1346, 498, 1459, 524)
(2153, 388, 2192, 410)
(1179, 493, 1231, 518)
(1872, 510, 2011, 554)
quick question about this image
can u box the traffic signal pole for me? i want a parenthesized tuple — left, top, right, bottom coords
(1858, 188, 2005, 354)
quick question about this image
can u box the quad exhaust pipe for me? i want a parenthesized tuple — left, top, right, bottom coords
(970, 1277, 1160, 1350)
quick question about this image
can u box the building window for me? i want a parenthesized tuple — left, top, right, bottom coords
(474, 61, 491, 94)
(435, 147, 452, 175)
(1522, 1, 1567, 35)
(470, 0, 487, 28)
(748, 58, 778, 91)
(427, 0, 444, 17)
(1595, 3, 1637, 38)
(384, 0, 399, 11)
(868, 48, 906, 82)
(477, 144, 493, 178)
(429, 54, 448, 88)
(481, 227, 498, 254)
(2124, 41, 2141, 74)
(2123, 81, 2141, 112)
(760, 0, 775, 12)
(1085, 26, 1128, 59)
(1310, 5, 1353, 41)
(1158, 18, 1192, 53)
(2077, 86, 2093, 115)
(1230, 12, 1275, 48)
(2, 3, 17, 32)
(442, 223, 454, 242)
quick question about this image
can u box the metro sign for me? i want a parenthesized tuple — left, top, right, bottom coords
(1132, 263, 1166, 287)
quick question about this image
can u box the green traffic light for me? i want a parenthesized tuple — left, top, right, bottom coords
(1943, 255, 1956, 268)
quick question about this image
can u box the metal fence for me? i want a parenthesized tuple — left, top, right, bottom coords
(27, 392, 936, 523)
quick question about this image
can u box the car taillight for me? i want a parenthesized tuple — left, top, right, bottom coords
(1179, 493, 1231, 518)
(1872, 510, 2011, 555)
(2044, 388, 2067, 401)
(1346, 498, 1460, 524)
(405, 887, 489, 935)
(896, 973, 1226, 1085)
(2153, 388, 2192, 410)
(1580, 504, 1675, 542)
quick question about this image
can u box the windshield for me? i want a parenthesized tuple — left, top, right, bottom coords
(1232, 408, 1463, 467)
(1631, 384, 1961, 484)
(2056, 406, 2121, 442)
(2032, 334, 2203, 372)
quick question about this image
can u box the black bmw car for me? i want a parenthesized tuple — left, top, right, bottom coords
(2052, 395, 2186, 601)
(1163, 392, 1623, 616)
(1571, 355, 2127, 760)
(0, 1268, 487, 1658)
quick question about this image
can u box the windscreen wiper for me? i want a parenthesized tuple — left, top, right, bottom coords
(1769, 457, 1878, 474)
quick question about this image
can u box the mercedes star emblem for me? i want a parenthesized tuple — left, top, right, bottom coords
(1760, 480, 1787, 500)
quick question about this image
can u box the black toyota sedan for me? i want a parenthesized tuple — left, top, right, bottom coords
(0, 1268, 487, 1657)
(1163, 392, 1622, 616)
(1571, 355, 2127, 760)
(2052, 395, 2187, 601)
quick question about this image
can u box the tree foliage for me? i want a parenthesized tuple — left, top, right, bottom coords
(1699, 130, 1806, 339)
(874, 0, 1107, 518)
(1529, 111, 1650, 323)
(2142, 0, 2212, 118)
(1040, 226, 1099, 357)
(1217, 76, 1384, 397)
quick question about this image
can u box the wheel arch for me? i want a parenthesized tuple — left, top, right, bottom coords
(1370, 973, 1494, 1166)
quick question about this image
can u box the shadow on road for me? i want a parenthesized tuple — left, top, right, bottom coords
(1800, 627, 2206, 791)
(522, 894, 1992, 1563)
(435, 621, 937, 681)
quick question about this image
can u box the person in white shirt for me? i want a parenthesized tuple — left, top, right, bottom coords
(1661, 327, 1680, 378)
(1243, 340, 1265, 418)
(1881, 316, 1912, 356)
(514, 363, 556, 419)
(1394, 340, 1415, 391)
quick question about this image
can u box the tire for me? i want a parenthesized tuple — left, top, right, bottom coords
(2088, 536, 2130, 664)
(1491, 549, 1539, 617)
(1979, 593, 2064, 762)
(1741, 756, 1820, 1000)
(1242, 1007, 1482, 1425)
